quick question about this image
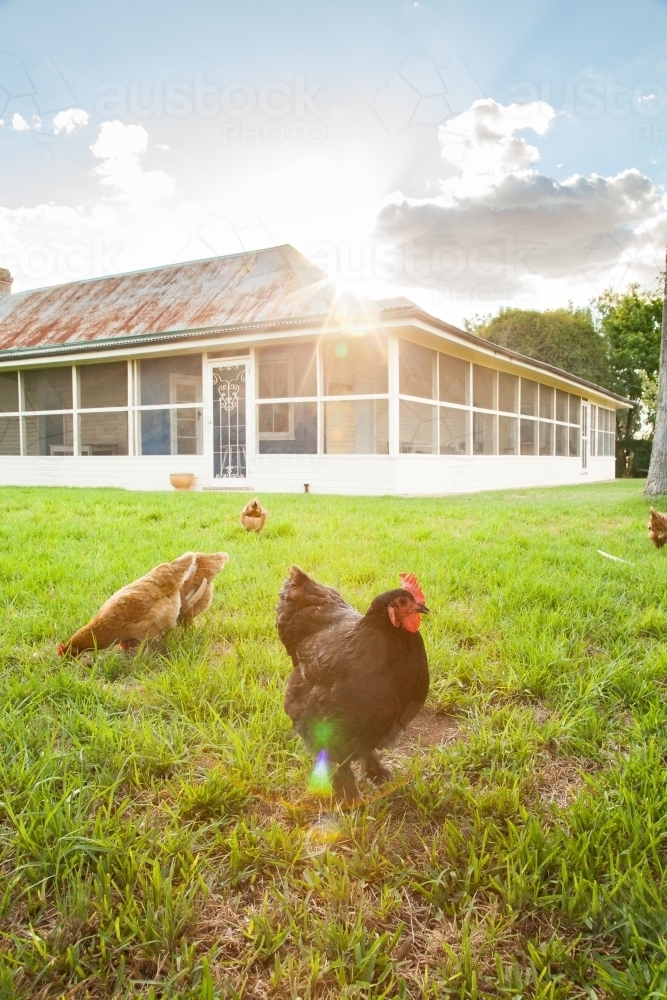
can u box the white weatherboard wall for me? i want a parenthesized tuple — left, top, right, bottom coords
(250, 456, 397, 495)
(394, 455, 615, 495)
(250, 456, 617, 495)
(0, 453, 615, 494)
(0, 456, 208, 492)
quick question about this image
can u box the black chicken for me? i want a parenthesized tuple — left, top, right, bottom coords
(277, 566, 430, 801)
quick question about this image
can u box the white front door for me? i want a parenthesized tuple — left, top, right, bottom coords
(208, 361, 248, 482)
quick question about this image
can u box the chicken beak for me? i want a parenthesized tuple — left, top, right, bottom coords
(416, 604, 429, 614)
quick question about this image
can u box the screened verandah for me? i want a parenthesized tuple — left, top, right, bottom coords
(0, 331, 618, 491)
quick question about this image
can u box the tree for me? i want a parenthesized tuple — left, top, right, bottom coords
(644, 254, 667, 495)
(467, 306, 610, 389)
(595, 284, 662, 438)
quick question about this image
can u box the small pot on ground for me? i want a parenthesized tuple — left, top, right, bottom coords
(169, 473, 195, 490)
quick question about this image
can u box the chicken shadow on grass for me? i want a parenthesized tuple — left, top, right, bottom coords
(69, 636, 168, 683)
(282, 706, 464, 815)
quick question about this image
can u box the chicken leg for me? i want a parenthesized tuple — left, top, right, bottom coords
(362, 751, 391, 785)
(332, 762, 359, 802)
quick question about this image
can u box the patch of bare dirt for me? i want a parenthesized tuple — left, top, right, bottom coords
(530, 753, 597, 809)
(531, 702, 553, 725)
(389, 707, 463, 758)
(455, 634, 484, 650)
(209, 640, 234, 658)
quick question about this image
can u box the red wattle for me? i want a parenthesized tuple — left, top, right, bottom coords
(402, 612, 421, 633)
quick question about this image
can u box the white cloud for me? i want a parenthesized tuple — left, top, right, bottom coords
(10, 107, 88, 137)
(438, 98, 555, 196)
(90, 120, 175, 209)
(373, 98, 667, 311)
(52, 108, 89, 134)
(90, 120, 148, 161)
(0, 121, 188, 292)
(11, 112, 41, 132)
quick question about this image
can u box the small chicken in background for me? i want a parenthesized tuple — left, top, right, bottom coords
(277, 566, 430, 802)
(648, 507, 667, 548)
(58, 552, 196, 656)
(177, 551, 228, 624)
(240, 498, 267, 533)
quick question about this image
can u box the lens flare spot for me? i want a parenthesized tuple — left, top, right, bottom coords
(308, 750, 333, 795)
(312, 720, 337, 750)
(305, 816, 341, 856)
(334, 342, 348, 358)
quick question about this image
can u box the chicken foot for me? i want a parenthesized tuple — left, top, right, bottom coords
(119, 639, 140, 652)
(362, 750, 391, 785)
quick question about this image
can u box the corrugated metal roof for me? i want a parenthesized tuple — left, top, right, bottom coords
(0, 244, 634, 407)
(0, 245, 336, 351)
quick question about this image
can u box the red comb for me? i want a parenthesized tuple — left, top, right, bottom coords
(399, 573, 425, 604)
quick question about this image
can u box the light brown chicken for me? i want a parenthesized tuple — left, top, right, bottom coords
(177, 551, 228, 624)
(58, 552, 196, 656)
(648, 507, 667, 548)
(239, 498, 267, 533)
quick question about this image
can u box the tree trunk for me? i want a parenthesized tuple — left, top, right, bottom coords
(644, 249, 667, 494)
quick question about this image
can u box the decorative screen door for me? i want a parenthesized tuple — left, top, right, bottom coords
(211, 363, 247, 479)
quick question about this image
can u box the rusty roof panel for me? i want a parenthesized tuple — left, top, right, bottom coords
(0, 247, 634, 407)
(0, 245, 336, 351)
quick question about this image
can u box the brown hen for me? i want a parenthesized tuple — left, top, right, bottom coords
(648, 508, 667, 548)
(58, 552, 196, 656)
(239, 498, 267, 532)
(177, 551, 228, 623)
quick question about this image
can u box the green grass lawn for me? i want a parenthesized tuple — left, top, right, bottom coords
(0, 480, 666, 999)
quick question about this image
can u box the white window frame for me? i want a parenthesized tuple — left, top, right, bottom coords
(132, 358, 205, 457)
(254, 341, 390, 455)
(256, 350, 298, 443)
(169, 374, 204, 454)
(257, 401, 295, 441)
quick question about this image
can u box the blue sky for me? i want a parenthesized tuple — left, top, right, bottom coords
(1, 0, 666, 323)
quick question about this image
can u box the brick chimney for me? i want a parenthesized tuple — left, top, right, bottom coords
(0, 269, 12, 296)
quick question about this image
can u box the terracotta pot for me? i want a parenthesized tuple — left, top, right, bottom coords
(169, 473, 195, 490)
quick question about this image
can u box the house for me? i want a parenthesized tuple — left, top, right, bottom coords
(0, 246, 630, 495)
